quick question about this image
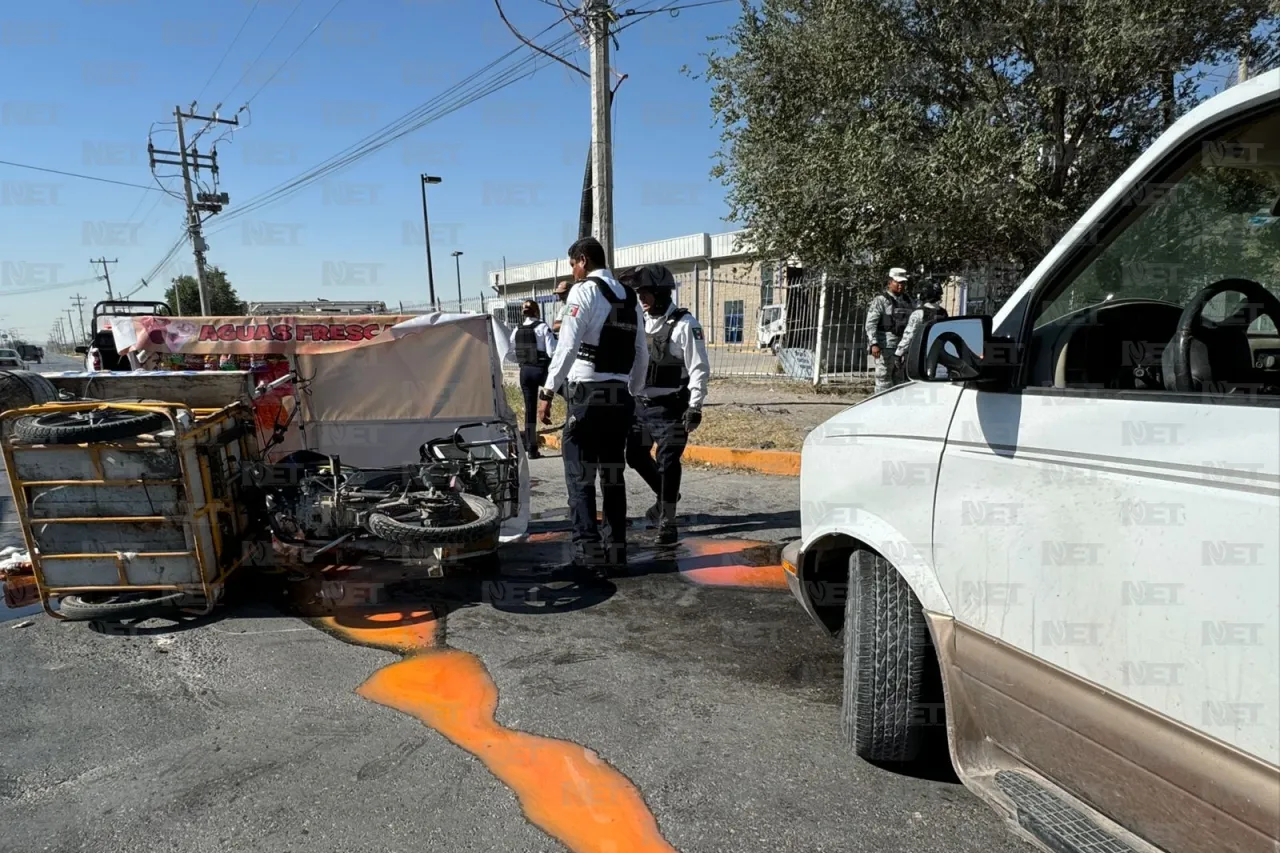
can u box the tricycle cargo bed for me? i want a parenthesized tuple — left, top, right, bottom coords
(39, 370, 255, 409)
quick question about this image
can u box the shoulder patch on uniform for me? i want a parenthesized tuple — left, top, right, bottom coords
(569, 305, 580, 317)
(692, 326, 703, 340)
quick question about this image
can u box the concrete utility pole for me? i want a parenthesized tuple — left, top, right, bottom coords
(587, 0, 615, 268)
(71, 293, 88, 341)
(152, 106, 238, 316)
(90, 258, 117, 300)
(421, 175, 443, 311)
(1239, 34, 1250, 84)
(451, 250, 464, 313)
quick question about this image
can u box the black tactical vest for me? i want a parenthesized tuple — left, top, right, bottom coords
(513, 321, 549, 367)
(645, 308, 690, 388)
(880, 291, 913, 337)
(577, 276, 639, 375)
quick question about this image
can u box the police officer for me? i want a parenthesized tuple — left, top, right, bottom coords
(507, 299, 556, 459)
(538, 237, 647, 572)
(551, 279, 572, 335)
(623, 264, 710, 545)
(895, 279, 948, 363)
(864, 267, 914, 393)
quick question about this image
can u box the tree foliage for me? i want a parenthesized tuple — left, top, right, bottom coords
(701, 0, 1279, 293)
(164, 267, 246, 316)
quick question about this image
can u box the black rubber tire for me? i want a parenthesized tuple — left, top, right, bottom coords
(0, 370, 58, 441)
(365, 493, 501, 545)
(12, 409, 167, 445)
(58, 591, 188, 622)
(842, 549, 930, 762)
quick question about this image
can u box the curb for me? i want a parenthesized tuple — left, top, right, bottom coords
(538, 433, 801, 477)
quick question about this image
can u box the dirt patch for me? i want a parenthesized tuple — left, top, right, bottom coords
(503, 377, 867, 452)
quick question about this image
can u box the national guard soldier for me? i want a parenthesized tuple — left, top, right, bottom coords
(895, 278, 949, 365)
(507, 299, 556, 459)
(864, 267, 914, 393)
(538, 237, 648, 572)
(622, 264, 710, 545)
(551, 279, 572, 335)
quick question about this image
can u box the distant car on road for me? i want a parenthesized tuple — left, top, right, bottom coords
(0, 348, 28, 371)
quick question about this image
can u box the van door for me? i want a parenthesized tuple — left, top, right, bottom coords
(930, 108, 1280, 853)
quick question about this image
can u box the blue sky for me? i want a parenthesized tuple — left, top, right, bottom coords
(0, 0, 741, 339)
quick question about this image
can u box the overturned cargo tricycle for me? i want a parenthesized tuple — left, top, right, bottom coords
(1, 312, 530, 622)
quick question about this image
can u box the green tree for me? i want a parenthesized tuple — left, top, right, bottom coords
(164, 267, 246, 316)
(700, 0, 1279, 294)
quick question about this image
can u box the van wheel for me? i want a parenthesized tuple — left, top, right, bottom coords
(842, 549, 929, 762)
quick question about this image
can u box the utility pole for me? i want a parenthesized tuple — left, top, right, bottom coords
(587, 0, 615, 268)
(451, 250, 464, 313)
(151, 105, 238, 315)
(90, 258, 117, 300)
(1239, 34, 1250, 84)
(63, 309, 78, 347)
(420, 175, 443, 311)
(71, 293, 88, 341)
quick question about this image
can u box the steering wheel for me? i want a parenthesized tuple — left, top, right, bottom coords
(1162, 278, 1280, 394)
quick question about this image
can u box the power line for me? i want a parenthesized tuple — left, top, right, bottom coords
(194, 0, 264, 108)
(208, 19, 584, 232)
(0, 159, 163, 192)
(217, 0, 308, 110)
(240, 0, 346, 109)
(0, 276, 102, 298)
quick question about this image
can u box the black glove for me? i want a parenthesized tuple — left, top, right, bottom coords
(684, 409, 702, 434)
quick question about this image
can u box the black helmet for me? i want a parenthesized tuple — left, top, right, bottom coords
(919, 281, 943, 303)
(624, 264, 677, 294)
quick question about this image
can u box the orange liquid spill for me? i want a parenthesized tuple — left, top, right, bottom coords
(676, 538, 789, 590)
(359, 652, 679, 853)
(319, 607, 679, 852)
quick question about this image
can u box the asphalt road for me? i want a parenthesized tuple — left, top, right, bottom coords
(0, 450, 1031, 853)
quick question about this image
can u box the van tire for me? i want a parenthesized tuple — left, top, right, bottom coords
(842, 549, 929, 762)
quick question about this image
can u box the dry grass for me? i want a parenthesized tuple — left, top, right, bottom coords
(503, 379, 834, 452)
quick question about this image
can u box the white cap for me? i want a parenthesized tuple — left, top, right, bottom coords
(888, 267, 910, 282)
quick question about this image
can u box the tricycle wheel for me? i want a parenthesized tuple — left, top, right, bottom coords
(57, 591, 188, 622)
(13, 409, 167, 445)
(365, 493, 500, 545)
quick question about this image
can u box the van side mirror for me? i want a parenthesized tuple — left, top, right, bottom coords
(75, 346, 89, 355)
(906, 316, 1018, 385)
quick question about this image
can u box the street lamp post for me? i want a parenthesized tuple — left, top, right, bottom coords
(420, 175, 443, 311)
(451, 250, 464, 313)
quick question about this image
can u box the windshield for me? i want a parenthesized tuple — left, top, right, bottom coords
(1035, 110, 1280, 333)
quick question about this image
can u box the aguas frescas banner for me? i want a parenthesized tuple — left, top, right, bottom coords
(114, 315, 417, 356)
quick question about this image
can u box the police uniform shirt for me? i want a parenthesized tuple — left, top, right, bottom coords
(543, 269, 649, 394)
(640, 304, 711, 410)
(506, 317, 557, 363)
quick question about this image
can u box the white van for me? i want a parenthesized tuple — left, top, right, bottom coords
(783, 72, 1280, 853)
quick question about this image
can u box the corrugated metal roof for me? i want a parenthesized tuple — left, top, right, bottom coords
(495, 229, 749, 289)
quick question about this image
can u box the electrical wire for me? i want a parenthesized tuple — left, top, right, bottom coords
(207, 20, 585, 232)
(194, 0, 264, 108)
(240, 0, 346, 110)
(217, 0, 309, 110)
(0, 159, 162, 192)
(0, 276, 102, 298)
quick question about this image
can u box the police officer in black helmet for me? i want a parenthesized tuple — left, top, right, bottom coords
(622, 264, 710, 546)
(538, 237, 647, 572)
(507, 299, 556, 459)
